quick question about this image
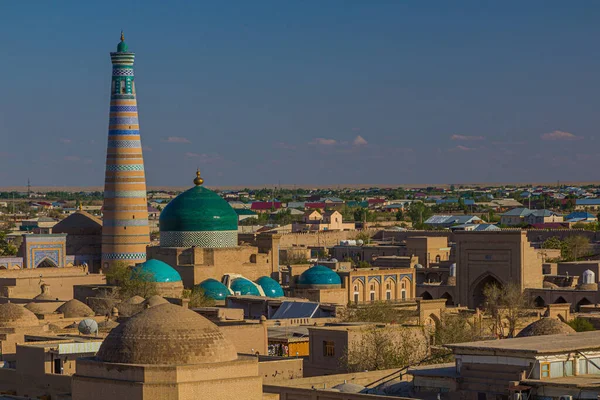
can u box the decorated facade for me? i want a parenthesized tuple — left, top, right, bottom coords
(101, 32, 150, 269)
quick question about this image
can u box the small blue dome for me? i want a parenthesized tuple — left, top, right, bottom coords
(297, 265, 341, 288)
(256, 276, 284, 298)
(231, 278, 261, 296)
(135, 259, 182, 283)
(197, 279, 230, 300)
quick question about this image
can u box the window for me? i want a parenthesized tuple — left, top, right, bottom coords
(386, 283, 391, 290)
(323, 341, 335, 357)
(565, 360, 574, 376)
(402, 281, 406, 289)
(354, 285, 358, 292)
(54, 358, 62, 374)
(401, 289, 406, 300)
(386, 291, 392, 300)
(435, 255, 441, 262)
(370, 284, 375, 291)
(540, 362, 550, 378)
(354, 292, 359, 303)
(370, 291, 375, 301)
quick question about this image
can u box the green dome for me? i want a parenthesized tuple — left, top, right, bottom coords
(256, 276, 284, 298)
(116, 31, 128, 52)
(297, 265, 341, 288)
(230, 278, 261, 296)
(197, 279, 230, 301)
(160, 185, 238, 232)
(134, 259, 181, 283)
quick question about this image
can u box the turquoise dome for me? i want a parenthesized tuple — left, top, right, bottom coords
(135, 259, 182, 283)
(117, 31, 128, 52)
(297, 265, 341, 288)
(256, 276, 284, 298)
(230, 278, 261, 296)
(197, 279, 230, 300)
(160, 186, 238, 233)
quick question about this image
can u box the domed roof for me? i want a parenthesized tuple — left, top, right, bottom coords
(144, 295, 169, 308)
(256, 276, 284, 298)
(96, 303, 238, 365)
(197, 279, 230, 301)
(134, 259, 182, 283)
(516, 318, 575, 338)
(230, 278, 261, 296)
(123, 295, 145, 305)
(159, 173, 238, 234)
(116, 31, 128, 52)
(333, 383, 366, 393)
(25, 302, 60, 315)
(57, 299, 95, 318)
(414, 264, 424, 269)
(0, 303, 39, 328)
(297, 265, 341, 288)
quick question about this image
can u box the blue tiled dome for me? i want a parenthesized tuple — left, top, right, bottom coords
(297, 265, 341, 288)
(197, 279, 230, 300)
(135, 259, 182, 283)
(230, 277, 261, 296)
(256, 276, 284, 298)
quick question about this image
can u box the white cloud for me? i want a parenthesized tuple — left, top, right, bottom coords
(162, 136, 191, 143)
(451, 134, 484, 141)
(448, 145, 475, 152)
(353, 135, 368, 146)
(184, 152, 222, 164)
(309, 138, 337, 146)
(540, 130, 582, 141)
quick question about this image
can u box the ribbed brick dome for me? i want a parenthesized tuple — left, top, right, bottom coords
(0, 303, 39, 328)
(96, 303, 238, 365)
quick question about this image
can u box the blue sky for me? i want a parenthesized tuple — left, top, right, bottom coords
(0, 1, 599, 187)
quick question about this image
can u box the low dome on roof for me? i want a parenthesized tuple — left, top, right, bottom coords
(144, 295, 169, 308)
(231, 278, 261, 296)
(197, 279, 230, 301)
(297, 265, 341, 288)
(25, 302, 60, 315)
(516, 318, 575, 338)
(256, 276, 284, 298)
(96, 303, 238, 365)
(333, 383, 366, 393)
(0, 303, 39, 328)
(135, 259, 182, 283)
(543, 281, 559, 289)
(124, 295, 145, 305)
(414, 264, 424, 269)
(57, 299, 95, 318)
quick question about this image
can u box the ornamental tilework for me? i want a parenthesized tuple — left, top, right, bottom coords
(102, 252, 147, 260)
(400, 273, 413, 282)
(109, 117, 139, 125)
(384, 275, 397, 282)
(107, 140, 142, 148)
(352, 276, 366, 285)
(104, 190, 147, 198)
(102, 219, 149, 227)
(33, 250, 60, 267)
(160, 231, 238, 248)
(108, 129, 140, 135)
(112, 68, 135, 76)
(109, 106, 138, 112)
(105, 164, 144, 172)
(368, 276, 381, 284)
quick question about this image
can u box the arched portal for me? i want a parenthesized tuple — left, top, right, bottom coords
(577, 297, 592, 311)
(441, 292, 454, 306)
(471, 274, 503, 308)
(554, 296, 568, 304)
(533, 296, 546, 308)
(421, 291, 433, 300)
(36, 258, 58, 268)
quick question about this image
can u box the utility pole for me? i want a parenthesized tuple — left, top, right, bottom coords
(27, 178, 31, 198)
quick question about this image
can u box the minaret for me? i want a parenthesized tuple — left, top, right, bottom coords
(101, 32, 150, 269)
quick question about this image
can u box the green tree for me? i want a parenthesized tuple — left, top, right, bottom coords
(434, 312, 481, 345)
(483, 282, 532, 338)
(0, 230, 17, 256)
(562, 235, 590, 261)
(341, 301, 410, 324)
(182, 287, 215, 308)
(568, 317, 595, 332)
(407, 203, 432, 229)
(543, 236, 563, 250)
(105, 262, 159, 299)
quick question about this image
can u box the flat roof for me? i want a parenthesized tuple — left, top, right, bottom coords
(446, 331, 600, 355)
(523, 374, 600, 389)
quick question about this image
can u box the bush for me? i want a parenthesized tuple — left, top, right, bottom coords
(183, 287, 215, 308)
(567, 317, 595, 332)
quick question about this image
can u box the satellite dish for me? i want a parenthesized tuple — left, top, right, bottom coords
(78, 318, 99, 335)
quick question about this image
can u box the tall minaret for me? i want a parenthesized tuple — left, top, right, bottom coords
(101, 32, 150, 269)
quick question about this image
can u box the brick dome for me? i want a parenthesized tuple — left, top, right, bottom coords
(516, 318, 575, 338)
(57, 299, 95, 318)
(0, 303, 39, 328)
(96, 303, 238, 365)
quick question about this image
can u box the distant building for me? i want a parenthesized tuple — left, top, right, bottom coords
(292, 210, 355, 232)
(424, 215, 483, 228)
(501, 207, 562, 226)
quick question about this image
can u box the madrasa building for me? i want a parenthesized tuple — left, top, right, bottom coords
(146, 170, 281, 288)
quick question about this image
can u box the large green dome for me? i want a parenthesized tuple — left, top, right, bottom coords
(159, 171, 238, 248)
(116, 31, 129, 52)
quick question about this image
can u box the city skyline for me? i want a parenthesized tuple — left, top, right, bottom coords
(1, 1, 599, 187)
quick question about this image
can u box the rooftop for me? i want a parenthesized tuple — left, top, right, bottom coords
(446, 331, 600, 355)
